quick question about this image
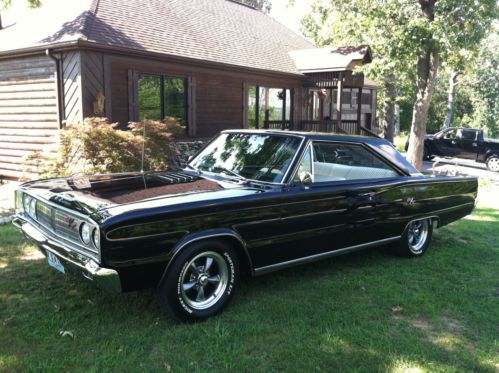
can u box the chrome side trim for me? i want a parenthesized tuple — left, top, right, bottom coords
(253, 236, 401, 275)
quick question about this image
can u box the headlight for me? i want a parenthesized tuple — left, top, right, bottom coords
(80, 223, 91, 245)
(23, 194, 32, 211)
(92, 228, 100, 248)
(29, 198, 37, 219)
(15, 191, 23, 213)
(23, 195, 36, 219)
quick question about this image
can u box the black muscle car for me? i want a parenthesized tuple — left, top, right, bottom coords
(406, 127, 499, 171)
(13, 130, 478, 320)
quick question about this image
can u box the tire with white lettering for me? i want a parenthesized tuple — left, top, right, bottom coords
(158, 239, 239, 321)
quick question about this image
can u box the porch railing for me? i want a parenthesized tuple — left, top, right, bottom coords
(261, 119, 383, 139)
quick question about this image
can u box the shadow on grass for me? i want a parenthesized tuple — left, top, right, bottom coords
(0, 209, 498, 371)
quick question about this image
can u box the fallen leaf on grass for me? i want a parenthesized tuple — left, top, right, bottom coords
(163, 362, 172, 371)
(53, 304, 60, 312)
(59, 330, 74, 338)
(391, 305, 404, 313)
(3, 316, 14, 326)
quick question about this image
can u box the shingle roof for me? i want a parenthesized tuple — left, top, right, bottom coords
(289, 45, 373, 73)
(0, 0, 314, 75)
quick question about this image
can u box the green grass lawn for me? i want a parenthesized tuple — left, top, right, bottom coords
(1, 207, 498, 372)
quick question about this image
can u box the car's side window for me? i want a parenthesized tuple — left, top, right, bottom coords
(443, 129, 457, 139)
(293, 145, 312, 182)
(458, 129, 478, 141)
(311, 142, 399, 182)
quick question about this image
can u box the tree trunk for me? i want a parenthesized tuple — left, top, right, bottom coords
(443, 71, 460, 129)
(407, 0, 439, 171)
(407, 45, 439, 171)
(382, 73, 396, 143)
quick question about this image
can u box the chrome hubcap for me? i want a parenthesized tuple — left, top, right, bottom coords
(407, 219, 429, 253)
(180, 251, 228, 310)
(488, 158, 499, 171)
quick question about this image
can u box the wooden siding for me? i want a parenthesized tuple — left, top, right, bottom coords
(0, 55, 58, 180)
(62, 51, 83, 124)
(81, 51, 105, 118)
(108, 55, 306, 136)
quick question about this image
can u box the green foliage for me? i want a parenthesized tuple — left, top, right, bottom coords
(0, 0, 41, 10)
(28, 117, 184, 178)
(301, 0, 498, 136)
(237, 0, 271, 12)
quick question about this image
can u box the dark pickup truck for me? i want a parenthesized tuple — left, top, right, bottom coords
(407, 127, 499, 172)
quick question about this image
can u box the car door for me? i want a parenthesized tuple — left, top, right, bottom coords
(455, 129, 479, 160)
(435, 128, 459, 157)
(264, 141, 404, 268)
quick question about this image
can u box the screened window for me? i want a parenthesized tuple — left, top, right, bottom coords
(311, 142, 399, 182)
(247, 85, 293, 129)
(138, 74, 187, 125)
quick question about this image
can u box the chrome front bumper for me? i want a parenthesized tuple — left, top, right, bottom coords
(12, 217, 122, 293)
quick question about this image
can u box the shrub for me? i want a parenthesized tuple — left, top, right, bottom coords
(29, 117, 183, 178)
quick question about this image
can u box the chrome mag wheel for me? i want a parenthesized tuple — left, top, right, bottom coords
(487, 156, 499, 172)
(407, 219, 429, 254)
(179, 251, 229, 310)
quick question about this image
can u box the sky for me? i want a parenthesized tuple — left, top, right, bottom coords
(268, 0, 313, 36)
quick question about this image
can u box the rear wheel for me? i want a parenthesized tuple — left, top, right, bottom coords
(158, 239, 239, 321)
(391, 218, 433, 257)
(486, 155, 499, 172)
(423, 145, 433, 160)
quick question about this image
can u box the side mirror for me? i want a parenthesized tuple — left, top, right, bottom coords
(299, 171, 313, 184)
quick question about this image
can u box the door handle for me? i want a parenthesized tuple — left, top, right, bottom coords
(347, 192, 377, 209)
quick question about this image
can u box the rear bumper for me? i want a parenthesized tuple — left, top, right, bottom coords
(12, 216, 122, 294)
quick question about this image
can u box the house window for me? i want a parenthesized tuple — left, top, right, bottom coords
(137, 74, 187, 125)
(247, 85, 293, 129)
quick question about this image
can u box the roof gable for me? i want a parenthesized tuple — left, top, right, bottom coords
(0, 0, 314, 75)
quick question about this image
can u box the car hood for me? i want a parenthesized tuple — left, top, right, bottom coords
(20, 171, 263, 216)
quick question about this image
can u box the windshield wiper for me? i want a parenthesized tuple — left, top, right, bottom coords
(216, 167, 248, 183)
(184, 164, 201, 174)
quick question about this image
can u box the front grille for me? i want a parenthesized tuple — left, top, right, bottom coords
(31, 197, 99, 258)
(54, 210, 84, 245)
(36, 201, 52, 230)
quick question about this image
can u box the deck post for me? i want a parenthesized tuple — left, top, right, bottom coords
(357, 87, 362, 134)
(336, 73, 343, 129)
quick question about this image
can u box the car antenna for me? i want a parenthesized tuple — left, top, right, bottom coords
(140, 121, 146, 173)
(140, 121, 147, 190)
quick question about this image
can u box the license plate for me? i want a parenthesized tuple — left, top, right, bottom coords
(47, 251, 65, 273)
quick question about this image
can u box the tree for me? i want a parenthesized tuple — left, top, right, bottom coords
(1, 0, 41, 9)
(405, 0, 497, 170)
(238, 0, 271, 13)
(302, 0, 497, 170)
(468, 30, 499, 137)
(301, 1, 416, 144)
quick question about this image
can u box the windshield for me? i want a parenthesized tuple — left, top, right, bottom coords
(189, 133, 302, 183)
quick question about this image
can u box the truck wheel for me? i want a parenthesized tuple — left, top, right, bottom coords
(390, 218, 433, 258)
(158, 239, 239, 321)
(423, 146, 433, 160)
(486, 155, 499, 172)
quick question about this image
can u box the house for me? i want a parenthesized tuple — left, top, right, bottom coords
(0, 0, 380, 179)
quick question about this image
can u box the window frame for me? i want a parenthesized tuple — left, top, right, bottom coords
(290, 140, 404, 185)
(246, 84, 295, 129)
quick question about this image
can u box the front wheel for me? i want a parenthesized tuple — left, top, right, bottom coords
(158, 239, 239, 321)
(391, 218, 433, 257)
(486, 155, 499, 172)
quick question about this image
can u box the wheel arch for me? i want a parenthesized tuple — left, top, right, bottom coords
(158, 229, 253, 286)
(403, 215, 440, 234)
